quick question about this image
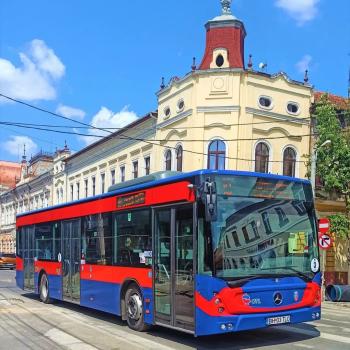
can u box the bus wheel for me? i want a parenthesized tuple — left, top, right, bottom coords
(125, 284, 149, 332)
(39, 273, 51, 304)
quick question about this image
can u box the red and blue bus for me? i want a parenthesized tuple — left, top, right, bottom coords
(16, 170, 321, 336)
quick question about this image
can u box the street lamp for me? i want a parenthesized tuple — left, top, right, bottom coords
(310, 139, 331, 196)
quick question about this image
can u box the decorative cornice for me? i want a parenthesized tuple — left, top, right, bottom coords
(246, 107, 310, 125)
(160, 130, 187, 145)
(157, 109, 192, 129)
(197, 105, 240, 113)
(252, 127, 302, 141)
(204, 122, 232, 130)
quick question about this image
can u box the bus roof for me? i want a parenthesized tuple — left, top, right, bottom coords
(16, 169, 311, 218)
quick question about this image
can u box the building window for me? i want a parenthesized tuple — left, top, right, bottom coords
(101, 173, 105, 193)
(84, 179, 88, 198)
(207, 139, 226, 170)
(144, 157, 150, 175)
(164, 106, 171, 118)
(165, 150, 172, 171)
(120, 166, 125, 182)
(70, 184, 74, 201)
(216, 54, 224, 67)
(176, 145, 183, 171)
(283, 147, 297, 177)
(132, 161, 138, 179)
(287, 102, 299, 115)
(258, 96, 272, 109)
(111, 169, 116, 185)
(177, 99, 185, 112)
(255, 142, 269, 173)
(76, 183, 80, 200)
(92, 176, 96, 196)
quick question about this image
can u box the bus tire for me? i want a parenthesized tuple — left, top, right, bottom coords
(125, 284, 149, 332)
(39, 273, 52, 304)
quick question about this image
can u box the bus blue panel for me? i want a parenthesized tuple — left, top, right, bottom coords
(195, 305, 321, 336)
(16, 270, 24, 290)
(80, 280, 154, 324)
(80, 279, 121, 315)
(48, 275, 62, 300)
(34, 272, 62, 300)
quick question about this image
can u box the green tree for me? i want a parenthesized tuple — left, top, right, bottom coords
(313, 95, 350, 239)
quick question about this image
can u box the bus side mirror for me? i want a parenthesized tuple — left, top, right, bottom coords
(203, 180, 217, 222)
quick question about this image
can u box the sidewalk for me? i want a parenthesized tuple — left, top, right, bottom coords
(323, 300, 350, 308)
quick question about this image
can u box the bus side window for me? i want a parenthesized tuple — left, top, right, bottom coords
(113, 209, 151, 267)
(81, 214, 112, 265)
(35, 223, 59, 261)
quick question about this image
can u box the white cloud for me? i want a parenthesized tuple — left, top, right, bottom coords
(296, 54, 312, 73)
(3, 136, 38, 157)
(79, 106, 138, 145)
(0, 39, 65, 102)
(275, 0, 320, 25)
(56, 104, 86, 120)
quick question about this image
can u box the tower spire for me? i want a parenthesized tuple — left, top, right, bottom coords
(221, 0, 232, 15)
(22, 144, 26, 161)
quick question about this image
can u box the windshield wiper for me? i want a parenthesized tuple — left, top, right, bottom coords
(260, 266, 312, 282)
(226, 274, 279, 288)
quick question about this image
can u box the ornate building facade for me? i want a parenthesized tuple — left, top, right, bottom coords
(52, 1, 312, 206)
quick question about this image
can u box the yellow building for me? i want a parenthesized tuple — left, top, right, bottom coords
(52, 1, 313, 205)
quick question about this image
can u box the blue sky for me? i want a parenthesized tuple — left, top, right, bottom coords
(0, 0, 349, 162)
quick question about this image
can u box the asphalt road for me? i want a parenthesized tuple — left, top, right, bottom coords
(0, 269, 349, 350)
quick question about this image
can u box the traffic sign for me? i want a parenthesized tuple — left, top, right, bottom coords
(318, 233, 333, 250)
(318, 218, 330, 233)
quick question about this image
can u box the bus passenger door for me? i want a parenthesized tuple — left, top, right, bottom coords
(62, 220, 81, 303)
(153, 204, 195, 333)
(23, 226, 35, 290)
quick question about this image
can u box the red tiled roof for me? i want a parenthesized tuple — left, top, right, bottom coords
(0, 161, 21, 188)
(314, 91, 349, 110)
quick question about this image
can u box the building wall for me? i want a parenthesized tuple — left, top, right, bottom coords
(155, 70, 311, 177)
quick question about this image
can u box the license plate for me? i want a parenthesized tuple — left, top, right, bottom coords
(266, 315, 291, 325)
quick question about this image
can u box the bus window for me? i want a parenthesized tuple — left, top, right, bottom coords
(113, 209, 151, 267)
(35, 223, 61, 261)
(81, 213, 112, 265)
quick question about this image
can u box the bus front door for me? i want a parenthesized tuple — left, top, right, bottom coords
(154, 204, 195, 333)
(62, 220, 81, 303)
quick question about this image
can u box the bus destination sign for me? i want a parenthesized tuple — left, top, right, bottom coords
(117, 192, 145, 208)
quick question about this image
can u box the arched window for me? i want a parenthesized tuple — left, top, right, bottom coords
(165, 150, 172, 171)
(176, 145, 183, 171)
(207, 140, 226, 170)
(283, 147, 296, 177)
(255, 142, 269, 173)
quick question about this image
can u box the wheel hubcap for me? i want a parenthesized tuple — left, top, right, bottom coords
(41, 278, 48, 299)
(127, 293, 142, 321)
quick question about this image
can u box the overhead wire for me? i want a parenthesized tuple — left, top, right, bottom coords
(1, 92, 345, 164)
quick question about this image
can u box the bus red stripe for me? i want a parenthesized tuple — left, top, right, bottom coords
(17, 181, 194, 227)
(16, 257, 23, 271)
(80, 264, 152, 288)
(34, 260, 62, 275)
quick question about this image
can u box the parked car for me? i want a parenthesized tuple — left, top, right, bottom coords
(0, 253, 16, 269)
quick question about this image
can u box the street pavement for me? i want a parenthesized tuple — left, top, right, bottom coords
(0, 269, 349, 350)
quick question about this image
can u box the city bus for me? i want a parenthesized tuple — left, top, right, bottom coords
(16, 170, 321, 336)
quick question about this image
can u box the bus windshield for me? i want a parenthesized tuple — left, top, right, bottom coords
(210, 175, 319, 281)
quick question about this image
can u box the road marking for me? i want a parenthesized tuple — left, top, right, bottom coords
(322, 317, 350, 325)
(312, 322, 350, 332)
(294, 344, 314, 349)
(45, 328, 98, 350)
(280, 325, 350, 344)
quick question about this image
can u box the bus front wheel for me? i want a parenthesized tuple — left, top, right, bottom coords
(125, 284, 149, 332)
(39, 273, 52, 304)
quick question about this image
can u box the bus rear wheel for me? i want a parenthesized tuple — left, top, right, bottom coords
(39, 273, 52, 304)
(125, 284, 149, 332)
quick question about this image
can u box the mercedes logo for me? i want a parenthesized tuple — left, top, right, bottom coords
(273, 292, 283, 305)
